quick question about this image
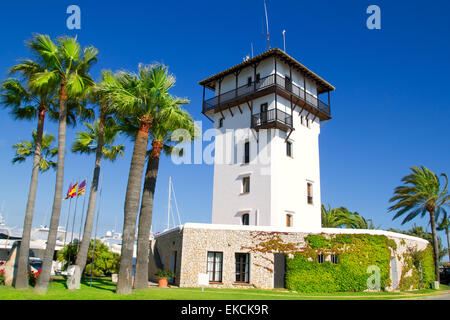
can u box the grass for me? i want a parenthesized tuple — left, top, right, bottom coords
(0, 277, 449, 300)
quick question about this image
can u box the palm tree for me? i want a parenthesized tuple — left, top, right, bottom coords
(103, 63, 176, 294)
(19, 34, 98, 293)
(70, 71, 119, 289)
(1, 74, 56, 289)
(132, 95, 195, 289)
(389, 166, 450, 282)
(12, 131, 58, 171)
(72, 115, 124, 287)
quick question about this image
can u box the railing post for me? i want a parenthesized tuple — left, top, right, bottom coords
(218, 79, 222, 107)
(253, 64, 257, 93)
(274, 55, 278, 122)
(303, 76, 306, 101)
(235, 72, 238, 98)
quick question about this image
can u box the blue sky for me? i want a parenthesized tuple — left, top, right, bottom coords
(0, 1, 449, 250)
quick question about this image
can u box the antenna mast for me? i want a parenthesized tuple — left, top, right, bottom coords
(264, 0, 270, 50)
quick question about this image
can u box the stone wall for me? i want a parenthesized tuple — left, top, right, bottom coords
(150, 224, 429, 290)
(148, 227, 183, 285)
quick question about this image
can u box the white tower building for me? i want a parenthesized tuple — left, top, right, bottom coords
(199, 48, 334, 230)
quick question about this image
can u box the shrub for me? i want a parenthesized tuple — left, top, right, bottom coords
(28, 269, 41, 287)
(0, 269, 5, 285)
(155, 269, 175, 279)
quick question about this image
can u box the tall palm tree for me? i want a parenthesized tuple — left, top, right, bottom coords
(19, 34, 98, 293)
(1, 74, 56, 289)
(389, 166, 449, 282)
(72, 115, 124, 288)
(131, 95, 195, 289)
(70, 71, 119, 289)
(12, 131, 58, 171)
(104, 63, 176, 294)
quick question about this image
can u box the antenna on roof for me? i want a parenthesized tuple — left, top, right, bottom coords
(282, 30, 286, 52)
(263, 0, 270, 51)
(251, 43, 254, 58)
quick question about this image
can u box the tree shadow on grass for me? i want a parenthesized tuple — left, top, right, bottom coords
(80, 276, 117, 293)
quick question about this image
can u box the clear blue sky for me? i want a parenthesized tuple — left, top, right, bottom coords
(0, 1, 449, 249)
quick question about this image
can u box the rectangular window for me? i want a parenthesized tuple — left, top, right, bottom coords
(307, 182, 313, 204)
(286, 141, 292, 157)
(256, 73, 260, 83)
(247, 76, 252, 87)
(242, 176, 250, 194)
(300, 115, 304, 125)
(331, 254, 339, 264)
(242, 213, 250, 225)
(235, 253, 250, 283)
(317, 254, 324, 264)
(244, 141, 250, 164)
(306, 118, 310, 128)
(286, 214, 293, 227)
(219, 118, 223, 128)
(207, 252, 223, 282)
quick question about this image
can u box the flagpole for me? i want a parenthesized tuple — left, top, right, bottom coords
(90, 172, 104, 287)
(63, 180, 74, 245)
(64, 197, 72, 246)
(77, 178, 88, 251)
(70, 181, 80, 245)
(70, 182, 80, 243)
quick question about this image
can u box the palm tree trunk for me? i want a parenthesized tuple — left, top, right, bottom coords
(35, 86, 68, 293)
(116, 120, 151, 294)
(446, 227, 450, 263)
(133, 140, 162, 290)
(73, 108, 106, 287)
(429, 209, 441, 282)
(15, 106, 46, 289)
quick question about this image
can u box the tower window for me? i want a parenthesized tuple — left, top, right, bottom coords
(317, 254, 324, 264)
(219, 118, 223, 128)
(207, 251, 223, 282)
(247, 77, 252, 87)
(286, 214, 293, 227)
(307, 182, 313, 204)
(331, 254, 339, 264)
(235, 253, 250, 283)
(244, 141, 250, 164)
(242, 213, 250, 226)
(286, 141, 292, 157)
(242, 176, 250, 194)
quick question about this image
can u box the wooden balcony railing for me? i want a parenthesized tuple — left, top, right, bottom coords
(202, 74, 331, 116)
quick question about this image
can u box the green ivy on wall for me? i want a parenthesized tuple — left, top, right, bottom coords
(286, 234, 396, 293)
(398, 244, 434, 290)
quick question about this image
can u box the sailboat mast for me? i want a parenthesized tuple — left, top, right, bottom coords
(167, 176, 172, 229)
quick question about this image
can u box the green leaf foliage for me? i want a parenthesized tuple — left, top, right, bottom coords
(286, 234, 397, 293)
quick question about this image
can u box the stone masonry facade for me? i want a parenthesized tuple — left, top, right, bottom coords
(149, 224, 429, 290)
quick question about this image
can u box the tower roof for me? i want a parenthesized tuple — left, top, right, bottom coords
(199, 48, 335, 94)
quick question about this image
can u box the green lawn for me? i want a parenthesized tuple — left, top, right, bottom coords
(0, 277, 448, 300)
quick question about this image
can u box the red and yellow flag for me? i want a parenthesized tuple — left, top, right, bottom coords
(67, 183, 78, 199)
(77, 180, 87, 196)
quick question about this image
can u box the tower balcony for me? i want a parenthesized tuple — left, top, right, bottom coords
(202, 73, 331, 121)
(251, 109, 293, 131)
